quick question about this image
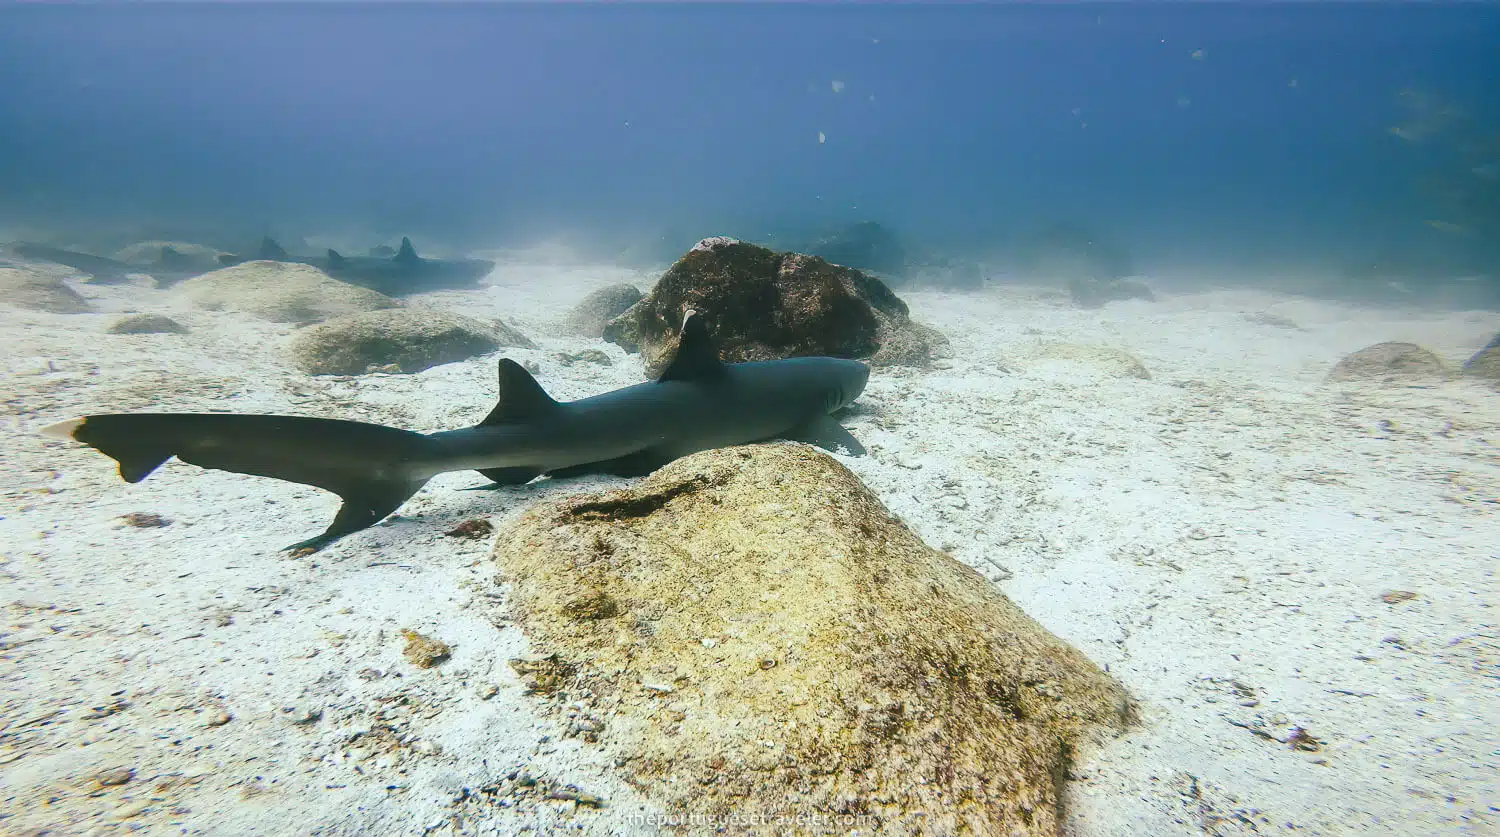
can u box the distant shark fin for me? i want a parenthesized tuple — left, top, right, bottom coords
(481, 359, 559, 425)
(158, 246, 188, 267)
(657, 310, 725, 383)
(260, 237, 289, 260)
(394, 237, 419, 264)
(326, 248, 345, 267)
(781, 414, 865, 456)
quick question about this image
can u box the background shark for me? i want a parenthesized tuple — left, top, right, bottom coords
(9, 242, 218, 286)
(219, 236, 494, 295)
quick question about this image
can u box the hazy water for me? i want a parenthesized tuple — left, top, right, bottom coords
(1, 2, 1496, 289)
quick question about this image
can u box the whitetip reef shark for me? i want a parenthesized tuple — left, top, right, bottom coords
(41, 312, 871, 553)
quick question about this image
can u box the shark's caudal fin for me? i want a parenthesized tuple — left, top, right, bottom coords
(40, 413, 439, 553)
(394, 237, 419, 265)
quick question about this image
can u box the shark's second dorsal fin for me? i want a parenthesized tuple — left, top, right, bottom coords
(657, 310, 725, 383)
(482, 359, 560, 425)
(394, 237, 419, 264)
(260, 237, 289, 260)
(326, 249, 345, 267)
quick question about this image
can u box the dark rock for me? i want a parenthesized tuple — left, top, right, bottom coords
(565, 284, 643, 338)
(808, 221, 907, 278)
(602, 237, 946, 375)
(1067, 277, 1156, 308)
(108, 313, 188, 335)
(1016, 223, 1133, 283)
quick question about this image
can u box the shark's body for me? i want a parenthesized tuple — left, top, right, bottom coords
(219, 236, 493, 295)
(10, 242, 210, 286)
(42, 313, 870, 552)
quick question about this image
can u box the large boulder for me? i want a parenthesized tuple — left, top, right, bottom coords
(603, 237, 947, 374)
(0, 267, 92, 314)
(171, 260, 399, 323)
(493, 444, 1129, 835)
(1326, 341, 1451, 384)
(288, 306, 534, 376)
(564, 283, 642, 338)
(808, 220, 908, 278)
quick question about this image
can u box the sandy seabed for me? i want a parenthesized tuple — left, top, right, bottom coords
(1, 257, 1496, 836)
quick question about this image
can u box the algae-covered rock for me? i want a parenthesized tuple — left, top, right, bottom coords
(603, 236, 946, 374)
(107, 313, 188, 334)
(289, 307, 534, 376)
(565, 283, 642, 338)
(492, 444, 1129, 835)
(1327, 341, 1451, 384)
(171, 260, 399, 323)
(0, 267, 92, 314)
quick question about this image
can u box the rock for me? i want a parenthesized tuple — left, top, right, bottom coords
(1016, 222, 1133, 283)
(603, 237, 947, 374)
(1327, 342, 1451, 384)
(1067, 277, 1156, 308)
(871, 320, 952, 367)
(288, 307, 533, 376)
(565, 284, 643, 337)
(492, 444, 1129, 834)
(401, 629, 452, 668)
(0, 267, 92, 314)
(808, 220, 908, 278)
(172, 260, 400, 323)
(107, 313, 188, 334)
(1462, 333, 1500, 386)
(1010, 341, 1152, 380)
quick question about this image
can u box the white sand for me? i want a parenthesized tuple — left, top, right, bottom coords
(1, 263, 1496, 835)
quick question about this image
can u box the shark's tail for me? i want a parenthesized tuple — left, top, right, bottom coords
(41, 413, 440, 553)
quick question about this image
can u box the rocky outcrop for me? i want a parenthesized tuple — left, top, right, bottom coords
(808, 220, 908, 278)
(1009, 341, 1151, 380)
(0, 267, 92, 314)
(1327, 342, 1451, 384)
(603, 237, 947, 374)
(565, 284, 642, 338)
(492, 444, 1130, 835)
(171, 260, 399, 323)
(288, 306, 534, 376)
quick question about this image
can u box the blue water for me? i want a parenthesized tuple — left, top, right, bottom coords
(1, 2, 1497, 280)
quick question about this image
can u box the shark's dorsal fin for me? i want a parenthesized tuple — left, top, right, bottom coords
(326, 248, 345, 266)
(260, 237, 289, 260)
(482, 359, 559, 425)
(158, 245, 187, 267)
(394, 237, 419, 264)
(657, 310, 725, 383)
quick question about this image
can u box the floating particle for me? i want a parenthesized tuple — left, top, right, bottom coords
(831, 80, 845, 93)
(818, 132, 826, 144)
(1191, 48, 1206, 60)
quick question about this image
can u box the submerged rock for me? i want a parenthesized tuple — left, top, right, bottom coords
(1327, 341, 1451, 384)
(808, 220, 908, 278)
(0, 267, 92, 314)
(107, 313, 188, 334)
(289, 306, 533, 376)
(1067, 277, 1156, 308)
(603, 237, 947, 374)
(1011, 341, 1152, 379)
(172, 260, 399, 323)
(1462, 332, 1500, 386)
(565, 283, 642, 338)
(492, 444, 1129, 834)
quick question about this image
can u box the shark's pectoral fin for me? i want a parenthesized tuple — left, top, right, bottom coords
(548, 449, 668, 480)
(282, 478, 427, 553)
(782, 415, 866, 456)
(471, 466, 544, 488)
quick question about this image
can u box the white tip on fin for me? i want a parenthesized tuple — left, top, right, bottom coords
(39, 417, 84, 440)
